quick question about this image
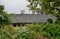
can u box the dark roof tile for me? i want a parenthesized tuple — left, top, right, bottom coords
(11, 14, 56, 23)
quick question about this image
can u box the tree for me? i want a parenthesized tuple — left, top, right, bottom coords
(0, 5, 11, 27)
(21, 10, 25, 14)
(27, 0, 43, 14)
(27, 0, 60, 23)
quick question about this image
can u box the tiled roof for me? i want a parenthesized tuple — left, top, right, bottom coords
(11, 14, 56, 23)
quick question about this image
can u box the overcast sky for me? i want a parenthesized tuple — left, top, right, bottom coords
(0, 0, 32, 14)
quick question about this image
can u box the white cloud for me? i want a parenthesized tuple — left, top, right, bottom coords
(0, 0, 32, 14)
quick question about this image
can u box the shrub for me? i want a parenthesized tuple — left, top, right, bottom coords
(0, 25, 15, 39)
(0, 5, 11, 27)
(0, 28, 12, 39)
(12, 27, 32, 39)
(47, 18, 53, 24)
(0, 24, 60, 39)
(39, 24, 60, 39)
(25, 24, 60, 39)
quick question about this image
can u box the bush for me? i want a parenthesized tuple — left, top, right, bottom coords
(47, 18, 53, 24)
(0, 5, 11, 27)
(0, 28, 12, 39)
(25, 24, 41, 33)
(0, 24, 60, 39)
(12, 27, 32, 39)
(39, 24, 60, 39)
(25, 24, 60, 39)
(0, 25, 15, 39)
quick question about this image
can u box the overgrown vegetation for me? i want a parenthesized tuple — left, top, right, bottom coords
(0, 0, 60, 39)
(0, 5, 11, 27)
(0, 24, 60, 39)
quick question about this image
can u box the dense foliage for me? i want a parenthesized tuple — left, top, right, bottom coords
(0, 0, 60, 39)
(39, 24, 60, 39)
(12, 27, 32, 39)
(0, 24, 60, 39)
(0, 5, 11, 27)
(26, 24, 60, 39)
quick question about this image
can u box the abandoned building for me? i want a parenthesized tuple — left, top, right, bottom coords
(11, 14, 56, 26)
